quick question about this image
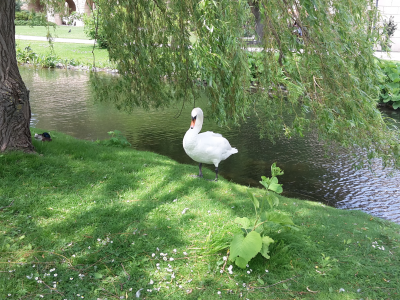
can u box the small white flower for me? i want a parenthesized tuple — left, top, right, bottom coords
(40, 295, 44, 298)
(88, 246, 91, 249)
(173, 249, 177, 253)
(183, 252, 188, 256)
(50, 268, 55, 272)
(152, 253, 155, 257)
(53, 284, 57, 288)
(223, 256, 227, 261)
(217, 291, 221, 295)
(182, 208, 189, 214)
(54, 273, 57, 277)
(247, 271, 250, 274)
(246, 264, 249, 268)
(171, 273, 175, 279)
(170, 258, 174, 261)
(149, 279, 154, 284)
(35, 277, 38, 280)
(265, 270, 269, 273)
(163, 257, 167, 261)
(26, 274, 33, 279)
(339, 288, 345, 292)
(156, 263, 160, 267)
(70, 277, 73, 280)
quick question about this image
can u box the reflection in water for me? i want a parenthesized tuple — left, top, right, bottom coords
(21, 66, 400, 223)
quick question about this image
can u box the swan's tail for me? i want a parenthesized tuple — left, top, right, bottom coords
(230, 147, 238, 154)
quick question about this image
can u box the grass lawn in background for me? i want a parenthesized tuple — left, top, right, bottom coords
(0, 129, 399, 299)
(16, 40, 112, 68)
(15, 25, 88, 40)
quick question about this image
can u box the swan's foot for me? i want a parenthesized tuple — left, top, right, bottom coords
(190, 174, 203, 178)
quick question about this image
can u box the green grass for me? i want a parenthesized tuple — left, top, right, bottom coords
(1, 129, 400, 299)
(15, 25, 89, 40)
(16, 40, 112, 68)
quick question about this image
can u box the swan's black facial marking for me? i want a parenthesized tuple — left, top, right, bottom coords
(190, 115, 197, 129)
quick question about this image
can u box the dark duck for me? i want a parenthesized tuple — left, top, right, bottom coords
(34, 132, 52, 142)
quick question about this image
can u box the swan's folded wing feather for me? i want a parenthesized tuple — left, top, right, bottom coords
(202, 131, 222, 137)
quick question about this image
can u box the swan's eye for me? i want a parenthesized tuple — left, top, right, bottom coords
(192, 116, 197, 121)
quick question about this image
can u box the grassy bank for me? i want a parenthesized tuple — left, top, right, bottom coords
(16, 40, 112, 69)
(1, 129, 400, 299)
(16, 26, 88, 40)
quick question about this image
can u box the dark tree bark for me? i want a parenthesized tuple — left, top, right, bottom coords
(249, 0, 264, 41)
(0, 0, 34, 152)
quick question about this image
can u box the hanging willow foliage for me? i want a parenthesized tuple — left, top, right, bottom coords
(89, 0, 400, 168)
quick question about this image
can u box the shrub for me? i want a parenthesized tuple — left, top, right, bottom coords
(378, 60, 400, 109)
(380, 16, 398, 51)
(14, 10, 55, 26)
(83, 10, 108, 49)
(15, 0, 22, 12)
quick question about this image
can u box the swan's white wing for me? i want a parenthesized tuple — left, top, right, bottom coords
(203, 131, 222, 137)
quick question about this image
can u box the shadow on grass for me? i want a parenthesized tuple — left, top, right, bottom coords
(0, 130, 400, 299)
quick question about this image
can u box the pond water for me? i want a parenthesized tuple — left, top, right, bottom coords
(20, 66, 400, 224)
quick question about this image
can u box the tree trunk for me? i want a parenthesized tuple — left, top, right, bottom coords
(0, 0, 34, 152)
(248, 0, 264, 41)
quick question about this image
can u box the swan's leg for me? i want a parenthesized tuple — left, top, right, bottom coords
(198, 163, 204, 177)
(214, 167, 218, 181)
(190, 163, 203, 178)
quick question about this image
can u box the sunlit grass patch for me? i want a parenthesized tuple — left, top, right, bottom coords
(0, 129, 399, 299)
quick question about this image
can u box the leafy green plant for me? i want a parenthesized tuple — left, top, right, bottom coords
(95, 130, 131, 147)
(229, 163, 297, 268)
(38, 53, 60, 68)
(247, 52, 265, 83)
(16, 45, 39, 64)
(378, 60, 400, 109)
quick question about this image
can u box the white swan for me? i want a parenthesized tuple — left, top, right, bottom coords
(183, 107, 238, 181)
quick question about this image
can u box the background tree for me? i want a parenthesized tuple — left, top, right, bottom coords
(0, 0, 34, 152)
(92, 0, 400, 168)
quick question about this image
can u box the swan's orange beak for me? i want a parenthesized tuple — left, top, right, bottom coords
(190, 117, 196, 129)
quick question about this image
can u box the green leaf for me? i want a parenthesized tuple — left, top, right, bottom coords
(247, 190, 259, 208)
(94, 273, 103, 279)
(260, 236, 274, 259)
(234, 217, 251, 228)
(266, 211, 295, 226)
(265, 192, 280, 208)
(393, 102, 400, 109)
(229, 231, 262, 268)
(257, 278, 265, 285)
(268, 177, 283, 194)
